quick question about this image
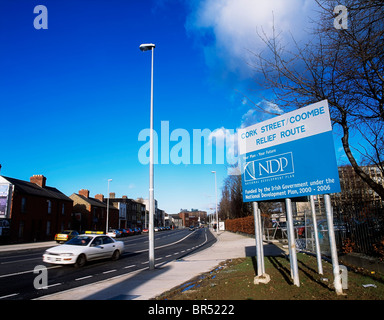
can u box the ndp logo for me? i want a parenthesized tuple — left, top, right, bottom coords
(244, 152, 294, 182)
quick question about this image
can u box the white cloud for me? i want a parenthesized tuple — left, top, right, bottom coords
(208, 127, 230, 145)
(240, 99, 284, 128)
(241, 108, 259, 128)
(186, 0, 318, 79)
(208, 127, 238, 167)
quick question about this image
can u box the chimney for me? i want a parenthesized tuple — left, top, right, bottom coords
(95, 194, 104, 202)
(122, 195, 128, 199)
(79, 189, 90, 198)
(30, 175, 47, 188)
(109, 192, 115, 199)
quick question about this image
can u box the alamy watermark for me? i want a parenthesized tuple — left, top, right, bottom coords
(33, 265, 48, 290)
(32, 4, 347, 31)
(137, 121, 240, 174)
(334, 5, 348, 30)
(33, 5, 48, 30)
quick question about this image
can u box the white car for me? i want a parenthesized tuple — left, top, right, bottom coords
(106, 229, 121, 238)
(43, 234, 124, 267)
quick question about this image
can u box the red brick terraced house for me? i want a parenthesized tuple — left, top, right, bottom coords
(0, 175, 73, 244)
(70, 189, 119, 233)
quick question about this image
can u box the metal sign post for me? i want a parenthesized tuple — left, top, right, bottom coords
(257, 208, 265, 274)
(324, 194, 343, 295)
(310, 195, 323, 275)
(253, 202, 263, 276)
(253, 202, 270, 284)
(285, 198, 300, 287)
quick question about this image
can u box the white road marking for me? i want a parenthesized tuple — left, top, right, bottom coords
(75, 275, 93, 281)
(102, 269, 117, 274)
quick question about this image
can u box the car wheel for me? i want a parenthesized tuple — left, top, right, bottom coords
(74, 254, 86, 268)
(111, 250, 120, 261)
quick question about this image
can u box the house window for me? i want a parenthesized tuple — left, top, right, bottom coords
(62, 203, 65, 215)
(21, 197, 27, 213)
(47, 200, 52, 214)
(46, 221, 51, 235)
(18, 221, 24, 238)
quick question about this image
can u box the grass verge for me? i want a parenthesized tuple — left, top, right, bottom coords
(155, 253, 384, 300)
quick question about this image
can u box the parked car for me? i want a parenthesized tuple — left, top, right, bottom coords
(54, 230, 79, 243)
(133, 227, 141, 234)
(126, 228, 135, 235)
(117, 229, 127, 237)
(142, 228, 149, 233)
(107, 229, 122, 238)
(43, 234, 124, 267)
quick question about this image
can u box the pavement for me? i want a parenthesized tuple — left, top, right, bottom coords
(1, 230, 287, 300)
(0, 240, 57, 253)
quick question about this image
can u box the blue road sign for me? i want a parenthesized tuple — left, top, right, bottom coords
(238, 100, 341, 202)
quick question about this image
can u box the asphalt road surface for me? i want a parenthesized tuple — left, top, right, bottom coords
(0, 227, 216, 300)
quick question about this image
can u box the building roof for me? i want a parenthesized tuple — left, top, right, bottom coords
(70, 193, 116, 210)
(1, 175, 72, 202)
(169, 214, 182, 220)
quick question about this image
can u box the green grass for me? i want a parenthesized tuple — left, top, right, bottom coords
(156, 253, 384, 300)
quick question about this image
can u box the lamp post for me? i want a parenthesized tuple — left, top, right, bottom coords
(106, 179, 112, 234)
(140, 43, 156, 270)
(211, 171, 219, 234)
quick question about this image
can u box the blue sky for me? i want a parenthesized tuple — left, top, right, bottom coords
(0, 0, 350, 214)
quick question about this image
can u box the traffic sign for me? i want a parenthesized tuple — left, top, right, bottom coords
(238, 100, 341, 202)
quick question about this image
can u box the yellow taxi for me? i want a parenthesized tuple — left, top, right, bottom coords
(54, 230, 79, 243)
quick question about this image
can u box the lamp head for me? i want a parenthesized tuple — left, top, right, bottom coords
(140, 43, 156, 52)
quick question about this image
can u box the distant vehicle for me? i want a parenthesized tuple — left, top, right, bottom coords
(189, 226, 195, 231)
(54, 230, 79, 243)
(127, 228, 135, 235)
(154, 227, 159, 232)
(107, 229, 122, 238)
(142, 228, 149, 233)
(117, 229, 129, 237)
(133, 227, 141, 234)
(43, 234, 124, 267)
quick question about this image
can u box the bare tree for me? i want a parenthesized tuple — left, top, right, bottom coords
(219, 170, 252, 219)
(251, 0, 384, 199)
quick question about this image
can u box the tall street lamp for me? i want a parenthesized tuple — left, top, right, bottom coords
(106, 179, 112, 233)
(211, 171, 219, 234)
(140, 43, 156, 270)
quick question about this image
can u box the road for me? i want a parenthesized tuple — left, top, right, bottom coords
(0, 227, 216, 300)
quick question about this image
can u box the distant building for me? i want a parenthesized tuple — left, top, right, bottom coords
(0, 175, 73, 244)
(332, 165, 384, 207)
(105, 194, 146, 229)
(168, 214, 183, 228)
(142, 199, 165, 227)
(70, 189, 119, 232)
(178, 209, 207, 227)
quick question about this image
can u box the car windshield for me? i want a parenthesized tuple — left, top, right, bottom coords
(66, 236, 93, 246)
